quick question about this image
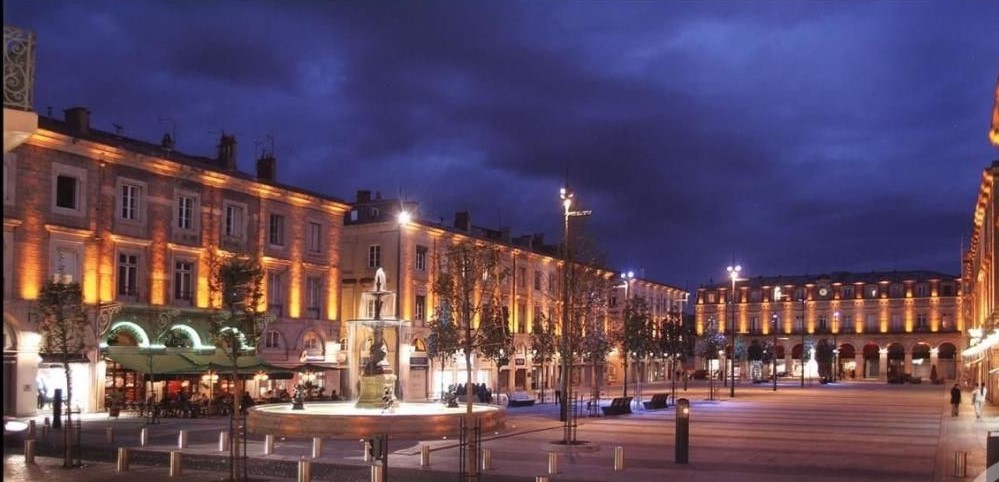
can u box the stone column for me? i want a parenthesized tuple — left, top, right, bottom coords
(903, 353, 912, 377)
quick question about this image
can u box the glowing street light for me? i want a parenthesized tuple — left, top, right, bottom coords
(726, 264, 741, 398)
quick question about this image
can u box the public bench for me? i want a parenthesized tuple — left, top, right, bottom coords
(507, 391, 536, 407)
(642, 393, 670, 410)
(601, 396, 633, 416)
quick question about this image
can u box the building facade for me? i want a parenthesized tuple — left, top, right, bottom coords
(960, 74, 999, 404)
(2, 105, 349, 416)
(340, 191, 689, 401)
(695, 271, 965, 384)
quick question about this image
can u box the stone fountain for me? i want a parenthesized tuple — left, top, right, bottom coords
(246, 268, 505, 439)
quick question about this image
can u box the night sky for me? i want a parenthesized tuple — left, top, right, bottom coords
(6, 1, 998, 290)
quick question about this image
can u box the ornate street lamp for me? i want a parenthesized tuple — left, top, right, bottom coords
(726, 265, 741, 398)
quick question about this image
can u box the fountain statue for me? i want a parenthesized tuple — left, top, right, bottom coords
(355, 268, 398, 409)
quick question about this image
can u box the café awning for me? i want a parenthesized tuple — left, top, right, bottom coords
(104, 352, 202, 375)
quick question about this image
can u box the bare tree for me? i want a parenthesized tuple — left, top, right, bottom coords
(431, 241, 509, 482)
(529, 314, 558, 403)
(207, 249, 269, 482)
(615, 296, 654, 398)
(426, 300, 460, 399)
(37, 281, 89, 467)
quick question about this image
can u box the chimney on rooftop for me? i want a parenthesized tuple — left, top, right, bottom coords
(454, 211, 470, 232)
(256, 154, 276, 182)
(356, 190, 372, 203)
(64, 107, 90, 134)
(217, 134, 237, 170)
(161, 133, 174, 150)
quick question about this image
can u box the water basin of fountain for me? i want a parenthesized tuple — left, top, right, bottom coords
(247, 402, 505, 438)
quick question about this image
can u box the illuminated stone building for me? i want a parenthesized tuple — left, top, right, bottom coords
(340, 191, 688, 400)
(960, 77, 999, 404)
(2, 103, 349, 415)
(695, 271, 964, 384)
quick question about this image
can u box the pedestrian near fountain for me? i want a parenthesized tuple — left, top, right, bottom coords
(950, 383, 962, 416)
(973, 383, 987, 419)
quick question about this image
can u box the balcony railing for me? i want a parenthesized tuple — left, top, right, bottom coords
(4, 25, 35, 111)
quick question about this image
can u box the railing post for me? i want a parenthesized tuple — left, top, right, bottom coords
(420, 444, 431, 467)
(311, 437, 323, 458)
(116, 447, 129, 472)
(548, 452, 558, 475)
(481, 448, 492, 471)
(139, 427, 148, 447)
(297, 457, 311, 482)
(24, 439, 35, 464)
(177, 429, 188, 449)
(264, 434, 274, 455)
(169, 451, 182, 477)
(219, 430, 229, 452)
(614, 446, 624, 471)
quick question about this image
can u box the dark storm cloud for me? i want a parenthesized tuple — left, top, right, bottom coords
(5, 0, 997, 288)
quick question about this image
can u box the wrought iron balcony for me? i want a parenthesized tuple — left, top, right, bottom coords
(4, 25, 36, 111)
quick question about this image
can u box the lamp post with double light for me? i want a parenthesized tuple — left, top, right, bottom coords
(832, 311, 840, 382)
(726, 265, 741, 398)
(800, 295, 806, 387)
(396, 210, 411, 319)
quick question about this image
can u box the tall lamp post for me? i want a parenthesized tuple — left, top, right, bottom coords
(708, 316, 716, 401)
(771, 314, 779, 392)
(799, 296, 806, 388)
(396, 210, 411, 319)
(558, 186, 590, 434)
(832, 311, 839, 382)
(726, 265, 741, 398)
(619, 271, 634, 397)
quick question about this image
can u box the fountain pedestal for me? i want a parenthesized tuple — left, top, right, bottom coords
(356, 374, 397, 409)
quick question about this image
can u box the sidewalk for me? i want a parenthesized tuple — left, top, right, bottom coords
(5, 381, 997, 482)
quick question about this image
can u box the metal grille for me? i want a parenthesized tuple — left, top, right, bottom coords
(3, 25, 35, 110)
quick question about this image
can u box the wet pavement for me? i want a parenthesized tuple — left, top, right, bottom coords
(4, 381, 996, 481)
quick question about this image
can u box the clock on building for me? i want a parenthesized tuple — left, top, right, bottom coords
(818, 287, 829, 297)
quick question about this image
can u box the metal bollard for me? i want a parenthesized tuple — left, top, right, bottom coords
(41, 424, 49, 440)
(43, 417, 50, 428)
(312, 437, 323, 458)
(27, 419, 36, 439)
(482, 448, 492, 471)
(106, 426, 114, 444)
(117, 447, 129, 472)
(139, 427, 149, 447)
(536, 477, 549, 482)
(548, 452, 558, 475)
(370, 463, 383, 482)
(954, 451, 967, 477)
(363, 440, 372, 462)
(169, 450, 182, 477)
(24, 439, 35, 464)
(178, 429, 188, 449)
(614, 446, 624, 471)
(297, 457, 311, 482)
(420, 444, 431, 467)
(219, 430, 230, 452)
(264, 434, 274, 455)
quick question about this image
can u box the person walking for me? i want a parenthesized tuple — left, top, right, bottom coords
(973, 383, 987, 419)
(950, 383, 962, 417)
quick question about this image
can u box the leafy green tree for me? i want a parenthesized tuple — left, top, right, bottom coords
(658, 309, 686, 398)
(207, 250, 269, 482)
(37, 281, 89, 467)
(431, 241, 508, 482)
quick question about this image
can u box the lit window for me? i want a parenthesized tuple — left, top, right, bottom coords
(174, 260, 194, 301)
(415, 295, 426, 322)
(307, 222, 322, 253)
(842, 286, 855, 299)
(415, 246, 427, 271)
(120, 183, 142, 220)
(914, 283, 928, 297)
(264, 331, 280, 348)
(177, 195, 195, 230)
(534, 271, 541, 291)
(368, 245, 381, 268)
(269, 214, 285, 246)
(117, 253, 139, 297)
(304, 333, 321, 351)
(306, 276, 322, 318)
(916, 313, 928, 329)
(268, 271, 283, 315)
(518, 267, 526, 288)
(224, 204, 244, 239)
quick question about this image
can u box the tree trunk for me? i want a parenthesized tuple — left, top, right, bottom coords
(63, 361, 72, 468)
(622, 358, 629, 397)
(464, 348, 477, 482)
